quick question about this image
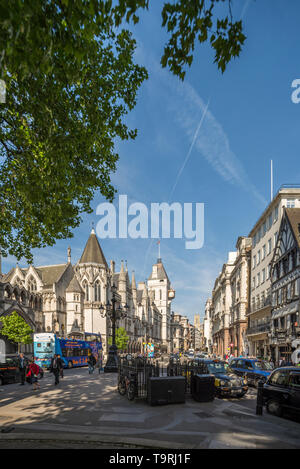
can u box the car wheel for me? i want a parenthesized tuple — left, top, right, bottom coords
(266, 399, 282, 417)
(68, 361, 73, 369)
(236, 392, 246, 398)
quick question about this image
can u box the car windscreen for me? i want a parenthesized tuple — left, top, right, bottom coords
(253, 361, 273, 370)
(207, 362, 227, 374)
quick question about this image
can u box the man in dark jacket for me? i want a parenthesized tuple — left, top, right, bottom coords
(18, 353, 27, 385)
(50, 354, 61, 385)
(57, 354, 64, 379)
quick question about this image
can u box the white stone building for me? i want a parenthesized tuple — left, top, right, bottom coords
(0, 230, 175, 356)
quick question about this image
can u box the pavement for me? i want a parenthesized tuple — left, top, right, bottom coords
(0, 368, 300, 449)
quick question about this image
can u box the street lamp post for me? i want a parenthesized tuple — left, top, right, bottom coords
(99, 284, 129, 373)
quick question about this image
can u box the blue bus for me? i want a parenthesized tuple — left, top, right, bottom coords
(34, 332, 102, 369)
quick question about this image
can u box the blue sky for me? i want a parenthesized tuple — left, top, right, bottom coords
(3, 0, 300, 323)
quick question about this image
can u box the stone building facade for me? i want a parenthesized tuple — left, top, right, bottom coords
(0, 230, 175, 356)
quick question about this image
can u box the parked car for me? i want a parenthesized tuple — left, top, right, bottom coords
(0, 357, 20, 385)
(228, 358, 273, 387)
(263, 367, 300, 417)
(192, 358, 248, 398)
(0, 356, 44, 385)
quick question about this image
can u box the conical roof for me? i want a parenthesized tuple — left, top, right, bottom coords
(66, 275, 84, 293)
(148, 259, 169, 281)
(79, 229, 108, 267)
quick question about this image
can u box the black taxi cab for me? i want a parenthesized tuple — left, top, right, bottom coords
(192, 358, 248, 398)
(0, 357, 20, 385)
(262, 366, 300, 417)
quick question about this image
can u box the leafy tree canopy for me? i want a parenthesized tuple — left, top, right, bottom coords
(0, 1, 245, 261)
(0, 311, 33, 348)
(108, 326, 129, 351)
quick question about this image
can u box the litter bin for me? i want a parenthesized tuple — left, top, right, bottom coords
(191, 374, 215, 402)
(147, 376, 186, 406)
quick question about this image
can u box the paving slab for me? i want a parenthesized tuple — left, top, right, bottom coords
(0, 368, 299, 449)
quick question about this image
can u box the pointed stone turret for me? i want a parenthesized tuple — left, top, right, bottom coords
(79, 229, 108, 267)
(132, 270, 137, 307)
(119, 260, 127, 303)
(131, 270, 137, 290)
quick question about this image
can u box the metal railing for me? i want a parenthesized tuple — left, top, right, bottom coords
(250, 295, 271, 314)
(118, 357, 208, 399)
(246, 321, 271, 335)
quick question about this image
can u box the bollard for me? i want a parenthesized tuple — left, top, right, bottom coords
(256, 380, 264, 415)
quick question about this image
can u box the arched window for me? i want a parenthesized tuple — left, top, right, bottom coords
(159, 290, 162, 300)
(28, 276, 37, 292)
(94, 281, 101, 302)
(83, 281, 89, 301)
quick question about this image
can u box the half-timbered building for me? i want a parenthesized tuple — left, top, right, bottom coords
(270, 207, 300, 362)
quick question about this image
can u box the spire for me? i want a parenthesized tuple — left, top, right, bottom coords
(131, 270, 137, 290)
(157, 240, 161, 262)
(67, 246, 71, 264)
(79, 230, 108, 267)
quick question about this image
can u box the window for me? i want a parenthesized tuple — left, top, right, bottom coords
(263, 221, 267, 236)
(236, 360, 245, 368)
(94, 281, 101, 302)
(274, 205, 279, 221)
(253, 255, 256, 268)
(274, 232, 278, 245)
(28, 276, 37, 292)
(83, 281, 89, 301)
(269, 370, 289, 386)
(257, 273, 260, 286)
(245, 361, 253, 370)
(286, 199, 295, 208)
(268, 238, 272, 255)
(262, 245, 266, 260)
(262, 268, 266, 283)
(257, 250, 261, 264)
(268, 213, 273, 229)
(289, 373, 300, 388)
(257, 228, 261, 243)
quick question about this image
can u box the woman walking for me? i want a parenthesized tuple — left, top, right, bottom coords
(26, 359, 40, 391)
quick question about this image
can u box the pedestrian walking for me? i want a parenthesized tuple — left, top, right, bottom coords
(57, 354, 64, 379)
(87, 354, 96, 374)
(96, 352, 103, 374)
(18, 352, 27, 386)
(50, 354, 60, 385)
(26, 359, 40, 391)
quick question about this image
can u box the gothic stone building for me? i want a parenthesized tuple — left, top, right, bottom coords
(0, 230, 175, 355)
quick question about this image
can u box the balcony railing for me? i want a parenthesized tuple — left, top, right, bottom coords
(246, 321, 271, 335)
(249, 295, 271, 314)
